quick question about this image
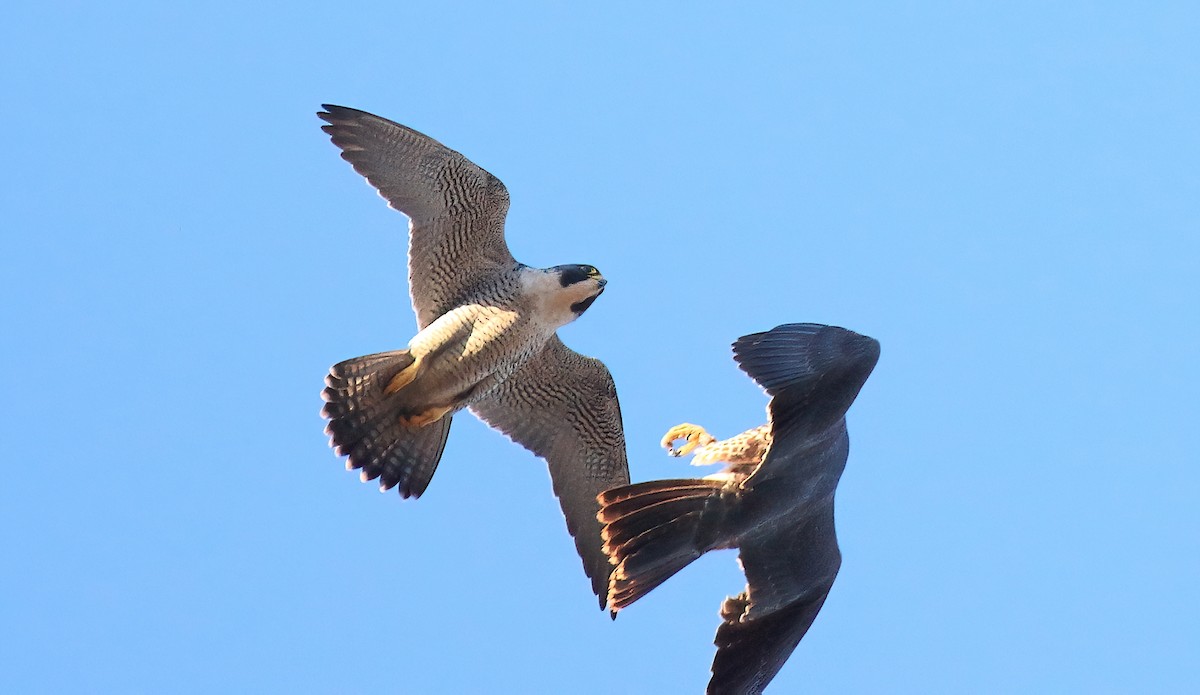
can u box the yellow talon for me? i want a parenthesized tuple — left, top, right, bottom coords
(384, 357, 421, 395)
(399, 404, 453, 429)
(660, 423, 716, 457)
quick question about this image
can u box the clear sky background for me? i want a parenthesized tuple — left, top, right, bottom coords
(3, 2, 1198, 693)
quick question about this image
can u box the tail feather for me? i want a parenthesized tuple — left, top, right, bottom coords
(321, 350, 415, 443)
(608, 512, 708, 608)
(344, 415, 452, 497)
(614, 511, 705, 559)
(601, 496, 709, 548)
(321, 351, 450, 499)
(598, 478, 727, 611)
(598, 480, 723, 518)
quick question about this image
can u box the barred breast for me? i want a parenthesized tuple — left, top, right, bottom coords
(404, 299, 558, 411)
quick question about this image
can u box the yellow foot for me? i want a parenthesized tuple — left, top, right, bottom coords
(660, 423, 717, 457)
(383, 355, 421, 395)
(398, 404, 453, 429)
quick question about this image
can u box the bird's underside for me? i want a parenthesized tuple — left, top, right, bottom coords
(316, 104, 630, 609)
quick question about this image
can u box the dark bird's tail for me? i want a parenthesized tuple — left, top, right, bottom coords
(321, 350, 452, 498)
(597, 478, 728, 611)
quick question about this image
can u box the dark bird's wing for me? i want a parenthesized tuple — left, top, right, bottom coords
(318, 105, 515, 329)
(469, 336, 630, 608)
(709, 502, 841, 695)
(732, 322, 879, 466)
(705, 321, 877, 692)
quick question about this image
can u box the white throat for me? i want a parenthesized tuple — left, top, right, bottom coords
(519, 268, 598, 329)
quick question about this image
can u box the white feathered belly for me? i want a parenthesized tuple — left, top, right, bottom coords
(405, 303, 549, 408)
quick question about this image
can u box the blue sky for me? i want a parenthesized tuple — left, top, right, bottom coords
(3, 2, 1197, 692)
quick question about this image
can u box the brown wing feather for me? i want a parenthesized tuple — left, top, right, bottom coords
(469, 336, 630, 608)
(317, 105, 516, 328)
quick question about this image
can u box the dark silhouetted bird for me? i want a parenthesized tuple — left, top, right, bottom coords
(597, 323, 879, 692)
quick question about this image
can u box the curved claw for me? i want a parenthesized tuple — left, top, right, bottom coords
(660, 423, 716, 457)
(399, 404, 453, 429)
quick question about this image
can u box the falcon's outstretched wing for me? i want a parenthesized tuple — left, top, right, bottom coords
(317, 105, 516, 328)
(470, 336, 630, 608)
(710, 501, 841, 695)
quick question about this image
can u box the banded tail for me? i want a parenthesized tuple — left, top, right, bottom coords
(321, 350, 452, 498)
(597, 478, 728, 611)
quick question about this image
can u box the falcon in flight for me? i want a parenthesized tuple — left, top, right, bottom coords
(317, 105, 630, 607)
(597, 323, 880, 692)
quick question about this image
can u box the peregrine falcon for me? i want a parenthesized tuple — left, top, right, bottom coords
(597, 323, 880, 693)
(317, 105, 630, 607)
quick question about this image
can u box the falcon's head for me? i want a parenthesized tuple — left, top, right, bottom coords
(521, 264, 607, 328)
(556, 264, 607, 316)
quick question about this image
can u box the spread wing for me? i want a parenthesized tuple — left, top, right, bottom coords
(709, 502, 841, 695)
(732, 323, 880, 441)
(469, 336, 630, 608)
(318, 105, 516, 328)
(705, 322, 871, 692)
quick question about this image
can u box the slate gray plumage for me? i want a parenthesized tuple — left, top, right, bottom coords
(317, 105, 629, 607)
(597, 323, 880, 692)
